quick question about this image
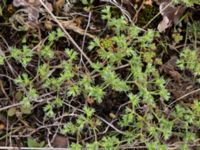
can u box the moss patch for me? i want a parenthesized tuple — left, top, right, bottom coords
(136, 5, 160, 28)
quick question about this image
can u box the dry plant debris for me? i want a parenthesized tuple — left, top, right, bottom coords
(158, 1, 186, 32)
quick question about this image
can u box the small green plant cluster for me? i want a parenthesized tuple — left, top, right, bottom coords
(61, 6, 172, 149)
(1, 3, 200, 150)
(60, 7, 200, 150)
(81, 0, 94, 11)
(81, 0, 94, 5)
(173, 0, 200, 6)
(0, 0, 6, 16)
(177, 48, 200, 82)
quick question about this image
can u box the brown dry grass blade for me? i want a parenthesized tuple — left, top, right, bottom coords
(59, 20, 96, 39)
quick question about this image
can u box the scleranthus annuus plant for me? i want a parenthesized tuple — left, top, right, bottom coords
(1, 2, 199, 149)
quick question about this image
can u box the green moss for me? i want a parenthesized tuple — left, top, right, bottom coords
(137, 6, 160, 28)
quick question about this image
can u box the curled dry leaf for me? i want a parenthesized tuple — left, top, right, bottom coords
(157, 1, 186, 32)
(161, 55, 181, 82)
(52, 135, 69, 148)
(12, 0, 43, 24)
(157, 16, 171, 32)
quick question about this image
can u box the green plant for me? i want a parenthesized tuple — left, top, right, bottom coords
(71, 143, 82, 150)
(177, 48, 200, 82)
(100, 136, 120, 150)
(62, 106, 101, 136)
(1, 2, 199, 149)
(10, 46, 33, 67)
(58, 7, 173, 149)
(81, 0, 94, 5)
(0, 55, 4, 65)
(81, 0, 94, 11)
(27, 138, 45, 148)
(0, 0, 7, 16)
(172, 0, 200, 6)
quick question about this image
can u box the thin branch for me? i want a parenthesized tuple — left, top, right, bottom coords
(168, 88, 200, 107)
(0, 103, 21, 112)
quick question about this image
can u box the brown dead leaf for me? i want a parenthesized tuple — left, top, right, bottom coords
(158, 16, 171, 32)
(52, 135, 68, 148)
(162, 56, 178, 72)
(12, 0, 41, 24)
(169, 70, 181, 83)
(158, 1, 186, 32)
(161, 56, 181, 82)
